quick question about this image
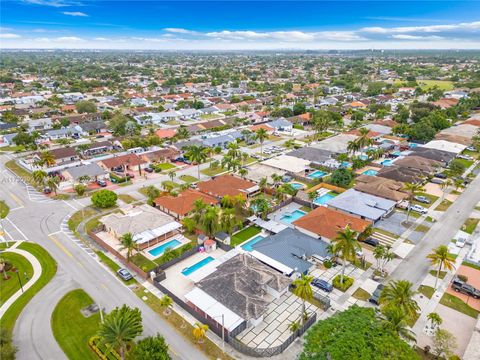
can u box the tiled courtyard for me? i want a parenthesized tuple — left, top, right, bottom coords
(236, 291, 323, 349)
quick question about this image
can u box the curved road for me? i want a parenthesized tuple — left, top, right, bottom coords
(0, 154, 206, 360)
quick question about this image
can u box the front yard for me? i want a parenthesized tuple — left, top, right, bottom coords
(462, 218, 479, 234)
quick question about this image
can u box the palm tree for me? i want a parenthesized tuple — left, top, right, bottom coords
(259, 177, 268, 193)
(380, 279, 420, 319)
(221, 155, 241, 173)
(427, 245, 456, 289)
(192, 322, 209, 344)
(454, 178, 464, 192)
(220, 208, 240, 237)
(168, 170, 176, 183)
(200, 206, 220, 238)
(184, 145, 208, 180)
(332, 225, 361, 284)
(159, 295, 173, 315)
(46, 176, 60, 195)
(356, 128, 374, 150)
(427, 312, 442, 330)
(255, 128, 268, 160)
(347, 140, 360, 157)
(97, 305, 143, 360)
(289, 320, 301, 334)
(226, 142, 241, 160)
(440, 179, 452, 200)
(238, 167, 248, 179)
(176, 126, 190, 140)
(145, 185, 160, 204)
(381, 307, 416, 342)
(307, 191, 317, 209)
(292, 274, 314, 324)
(119, 233, 138, 262)
(271, 173, 282, 187)
(284, 139, 295, 149)
(402, 182, 425, 224)
(39, 150, 55, 167)
(32, 170, 47, 186)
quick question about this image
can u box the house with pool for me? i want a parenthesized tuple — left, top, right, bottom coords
(197, 174, 259, 200)
(354, 175, 409, 202)
(153, 188, 219, 220)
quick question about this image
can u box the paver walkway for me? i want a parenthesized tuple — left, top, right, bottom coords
(0, 241, 43, 318)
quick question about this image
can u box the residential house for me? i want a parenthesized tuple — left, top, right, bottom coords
(287, 147, 332, 166)
(141, 147, 179, 163)
(311, 134, 358, 154)
(42, 147, 79, 165)
(393, 156, 442, 174)
(81, 141, 115, 157)
(266, 118, 293, 132)
(197, 175, 259, 199)
(354, 175, 408, 202)
(98, 153, 147, 172)
(63, 163, 107, 184)
(42, 125, 85, 141)
(154, 189, 219, 219)
(376, 165, 425, 184)
(410, 147, 457, 166)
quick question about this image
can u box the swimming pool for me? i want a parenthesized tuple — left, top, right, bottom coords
(307, 170, 326, 179)
(148, 239, 181, 257)
(340, 161, 352, 168)
(181, 256, 214, 276)
(359, 154, 368, 161)
(314, 193, 336, 205)
(290, 182, 305, 190)
(362, 169, 378, 176)
(241, 235, 265, 252)
(381, 159, 394, 166)
(280, 209, 306, 224)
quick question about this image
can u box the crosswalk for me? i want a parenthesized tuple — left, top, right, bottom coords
(371, 231, 398, 247)
(59, 216, 97, 259)
(25, 184, 56, 204)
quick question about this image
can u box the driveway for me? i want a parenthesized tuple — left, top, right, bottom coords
(376, 211, 430, 242)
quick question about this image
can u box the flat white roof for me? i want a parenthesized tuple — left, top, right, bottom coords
(423, 140, 467, 154)
(134, 221, 182, 245)
(262, 155, 310, 173)
(250, 250, 294, 275)
(184, 287, 245, 331)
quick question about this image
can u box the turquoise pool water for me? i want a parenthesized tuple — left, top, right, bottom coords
(182, 256, 214, 276)
(341, 161, 352, 168)
(148, 239, 181, 257)
(290, 182, 305, 190)
(359, 154, 368, 161)
(241, 235, 265, 252)
(362, 169, 378, 176)
(314, 193, 336, 205)
(280, 210, 306, 224)
(307, 170, 326, 179)
(381, 159, 394, 166)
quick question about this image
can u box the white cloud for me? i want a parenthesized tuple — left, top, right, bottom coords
(93, 37, 108, 41)
(391, 34, 443, 40)
(204, 30, 363, 42)
(0, 33, 22, 39)
(361, 21, 480, 34)
(56, 36, 83, 42)
(22, 0, 81, 7)
(62, 11, 88, 17)
(163, 28, 197, 34)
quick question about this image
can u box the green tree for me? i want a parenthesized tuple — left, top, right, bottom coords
(91, 189, 118, 208)
(184, 145, 208, 180)
(448, 159, 466, 177)
(329, 168, 353, 188)
(300, 306, 419, 360)
(75, 100, 97, 113)
(432, 329, 457, 359)
(380, 280, 419, 319)
(380, 307, 416, 342)
(159, 295, 173, 316)
(120, 233, 138, 262)
(38, 151, 56, 167)
(97, 305, 143, 360)
(145, 185, 160, 205)
(255, 128, 268, 160)
(427, 245, 456, 289)
(46, 176, 60, 195)
(32, 170, 47, 186)
(200, 206, 220, 238)
(74, 184, 87, 196)
(0, 328, 17, 360)
(192, 323, 208, 344)
(427, 312, 442, 330)
(129, 334, 170, 360)
(332, 225, 361, 284)
(292, 274, 314, 324)
(402, 182, 425, 224)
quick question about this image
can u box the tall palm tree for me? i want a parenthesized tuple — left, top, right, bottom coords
(440, 178, 453, 201)
(259, 177, 268, 193)
(292, 274, 314, 324)
(380, 307, 416, 342)
(168, 170, 176, 183)
(32, 170, 47, 186)
(307, 191, 317, 209)
(220, 208, 240, 237)
(347, 140, 360, 157)
(119, 233, 138, 262)
(192, 322, 209, 344)
(356, 128, 374, 150)
(332, 225, 361, 284)
(238, 167, 248, 179)
(46, 176, 60, 195)
(427, 312, 442, 330)
(271, 173, 282, 187)
(226, 142, 241, 160)
(200, 206, 220, 238)
(427, 245, 456, 289)
(97, 305, 143, 360)
(380, 279, 420, 319)
(159, 295, 173, 315)
(39, 150, 55, 167)
(184, 145, 208, 180)
(255, 128, 268, 160)
(402, 182, 425, 224)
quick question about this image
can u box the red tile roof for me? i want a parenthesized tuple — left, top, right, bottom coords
(154, 189, 219, 217)
(198, 175, 257, 198)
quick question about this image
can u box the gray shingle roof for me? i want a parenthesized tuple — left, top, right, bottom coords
(65, 163, 106, 180)
(287, 147, 332, 164)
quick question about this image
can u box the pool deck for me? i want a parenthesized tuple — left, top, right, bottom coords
(267, 202, 304, 228)
(355, 165, 381, 175)
(237, 230, 270, 250)
(142, 234, 191, 261)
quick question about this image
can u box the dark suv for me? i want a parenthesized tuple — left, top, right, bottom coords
(452, 277, 480, 299)
(312, 278, 333, 293)
(369, 284, 385, 305)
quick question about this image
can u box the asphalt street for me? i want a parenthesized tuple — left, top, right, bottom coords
(0, 154, 207, 360)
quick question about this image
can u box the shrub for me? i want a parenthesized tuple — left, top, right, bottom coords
(74, 184, 86, 196)
(91, 189, 117, 208)
(323, 259, 332, 269)
(109, 172, 127, 183)
(332, 274, 354, 292)
(329, 168, 353, 188)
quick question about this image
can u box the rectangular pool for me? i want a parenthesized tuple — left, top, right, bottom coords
(280, 209, 306, 224)
(381, 159, 394, 166)
(241, 235, 265, 252)
(314, 193, 336, 205)
(182, 256, 214, 276)
(290, 182, 305, 190)
(148, 239, 181, 257)
(362, 169, 378, 176)
(307, 170, 326, 179)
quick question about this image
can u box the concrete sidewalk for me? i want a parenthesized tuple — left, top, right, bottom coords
(0, 241, 43, 318)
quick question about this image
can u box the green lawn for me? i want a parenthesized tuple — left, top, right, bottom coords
(418, 285, 435, 299)
(179, 175, 198, 184)
(462, 261, 480, 271)
(0, 200, 9, 219)
(230, 225, 262, 247)
(5, 160, 37, 188)
(130, 253, 157, 272)
(95, 251, 136, 286)
(155, 163, 176, 171)
(161, 180, 180, 189)
(51, 289, 100, 360)
(68, 207, 99, 233)
(352, 288, 370, 301)
(455, 158, 474, 169)
(0, 145, 25, 152)
(0, 252, 34, 305)
(412, 192, 439, 208)
(117, 194, 137, 204)
(415, 224, 430, 233)
(435, 199, 452, 211)
(137, 186, 159, 198)
(440, 293, 480, 318)
(1, 242, 57, 334)
(462, 218, 479, 234)
(201, 166, 226, 177)
(395, 79, 454, 91)
(429, 270, 447, 279)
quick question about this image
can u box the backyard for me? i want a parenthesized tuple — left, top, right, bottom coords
(230, 225, 262, 247)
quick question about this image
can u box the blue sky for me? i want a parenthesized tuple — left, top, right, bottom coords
(1, 1, 480, 49)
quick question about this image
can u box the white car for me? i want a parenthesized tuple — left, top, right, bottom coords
(409, 204, 428, 214)
(456, 237, 466, 248)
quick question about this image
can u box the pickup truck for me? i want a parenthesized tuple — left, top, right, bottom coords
(452, 277, 480, 299)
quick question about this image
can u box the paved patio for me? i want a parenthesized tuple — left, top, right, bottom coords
(236, 291, 323, 349)
(267, 202, 304, 227)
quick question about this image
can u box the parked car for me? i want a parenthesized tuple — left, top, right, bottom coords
(452, 277, 480, 299)
(112, 166, 124, 172)
(369, 284, 385, 305)
(409, 204, 428, 214)
(363, 237, 380, 247)
(356, 248, 364, 257)
(126, 172, 135, 178)
(430, 178, 444, 185)
(466, 146, 476, 151)
(396, 200, 409, 210)
(414, 195, 431, 204)
(456, 237, 466, 248)
(312, 278, 333, 293)
(117, 268, 133, 281)
(457, 154, 472, 160)
(43, 187, 52, 194)
(144, 167, 154, 173)
(96, 179, 107, 187)
(434, 173, 447, 179)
